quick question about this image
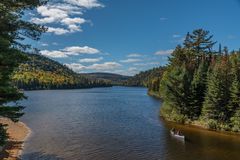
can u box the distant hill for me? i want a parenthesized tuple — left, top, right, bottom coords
(123, 66, 166, 98)
(82, 72, 131, 85)
(124, 67, 166, 87)
(13, 54, 111, 90)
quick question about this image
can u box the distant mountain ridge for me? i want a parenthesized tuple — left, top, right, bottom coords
(82, 72, 131, 85)
(13, 54, 111, 90)
(124, 67, 166, 87)
(123, 66, 166, 98)
(13, 53, 165, 90)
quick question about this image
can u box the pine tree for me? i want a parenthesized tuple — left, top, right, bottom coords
(218, 44, 222, 54)
(0, 0, 46, 146)
(202, 57, 231, 122)
(160, 64, 193, 117)
(183, 29, 216, 53)
(189, 59, 208, 119)
(228, 53, 240, 121)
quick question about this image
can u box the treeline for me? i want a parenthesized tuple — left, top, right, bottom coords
(124, 67, 165, 98)
(13, 54, 111, 90)
(83, 72, 131, 86)
(157, 29, 240, 132)
(124, 67, 165, 88)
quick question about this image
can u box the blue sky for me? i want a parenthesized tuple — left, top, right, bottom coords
(28, 0, 240, 75)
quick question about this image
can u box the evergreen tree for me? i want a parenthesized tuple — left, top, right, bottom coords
(160, 64, 193, 118)
(0, 0, 46, 146)
(218, 44, 222, 54)
(189, 59, 208, 119)
(183, 29, 216, 52)
(228, 53, 240, 120)
(202, 57, 231, 122)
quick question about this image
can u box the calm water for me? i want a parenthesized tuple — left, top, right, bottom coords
(20, 87, 240, 160)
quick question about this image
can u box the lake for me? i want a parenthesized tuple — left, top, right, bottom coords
(20, 87, 240, 160)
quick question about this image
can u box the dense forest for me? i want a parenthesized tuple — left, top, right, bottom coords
(83, 72, 131, 85)
(124, 67, 165, 86)
(123, 67, 166, 98)
(151, 29, 240, 132)
(13, 54, 111, 90)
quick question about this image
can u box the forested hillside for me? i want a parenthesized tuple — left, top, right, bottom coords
(124, 67, 166, 87)
(124, 67, 165, 98)
(82, 72, 131, 85)
(13, 54, 111, 90)
(154, 29, 240, 132)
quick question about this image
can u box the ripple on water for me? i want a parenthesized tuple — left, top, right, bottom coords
(21, 87, 240, 160)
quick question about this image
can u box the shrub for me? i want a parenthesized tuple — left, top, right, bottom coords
(207, 119, 218, 130)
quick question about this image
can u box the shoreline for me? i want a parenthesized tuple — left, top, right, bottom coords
(0, 118, 31, 160)
(146, 92, 240, 137)
(147, 91, 162, 99)
(160, 115, 240, 137)
(145, 86, 240, 137)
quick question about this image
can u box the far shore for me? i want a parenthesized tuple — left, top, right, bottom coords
(0, 118, 30, 160)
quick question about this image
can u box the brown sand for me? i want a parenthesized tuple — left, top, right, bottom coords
(0, 118, 30, 160)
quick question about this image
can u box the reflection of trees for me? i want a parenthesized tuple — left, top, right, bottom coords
(22, 152, 64, 160)
(0, 140, 24, 160)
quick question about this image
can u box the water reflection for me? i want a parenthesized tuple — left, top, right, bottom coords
(20, 87, 240, 160)
(22, 152, 64, 160)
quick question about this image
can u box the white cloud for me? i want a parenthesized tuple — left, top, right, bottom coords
(40, 46, 100, 58)
(110, 67, 139, 76)
(127, 67, 140, 75)
(65, 63, 86, 72)
(64, 0, 104, 8)
(128, 67, 138, 72)
(41, 43, 48, 46)
(65, 61, 121, 72)
(40, 50, 67, 58)
(51, 3, 83, 15)
(120, 58, 142, 63)
(127, 53, 142, 58)
(173, 34, 181, 38)
(79, 57, 103, 63)
(47, 27, 70, 35)
(61, 17, 86, 25)
(32, 6, 68, 24)
(61, 17, 86, 32)
(149, 62, 161, 65)
(63, 46, 100, 54)
(87, 62, 121, 70)
(31, 0, 103, 35)
(155, 49, 174, 55)
(133, 62, 160, 66)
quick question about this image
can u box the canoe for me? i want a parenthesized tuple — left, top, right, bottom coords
(170, 131, 185, 140)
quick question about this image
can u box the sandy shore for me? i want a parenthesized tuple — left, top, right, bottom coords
(0, 118, 30, 160)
